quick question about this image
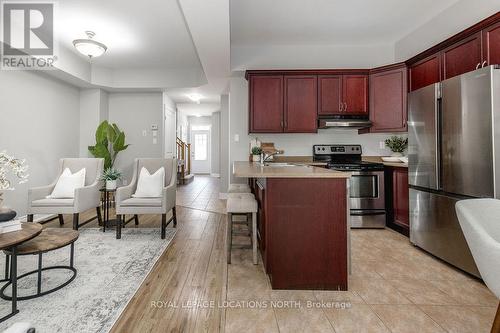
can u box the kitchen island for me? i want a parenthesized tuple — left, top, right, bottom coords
(233, 161, 351, 290)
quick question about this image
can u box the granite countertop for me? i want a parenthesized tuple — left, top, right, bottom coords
(362, 156, 408, 168)
(233, 161, 350, 178)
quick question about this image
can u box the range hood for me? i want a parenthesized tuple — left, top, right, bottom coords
(318, 116, 372, 129)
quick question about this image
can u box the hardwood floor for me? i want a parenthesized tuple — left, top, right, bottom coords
(41, 175, 499, 332)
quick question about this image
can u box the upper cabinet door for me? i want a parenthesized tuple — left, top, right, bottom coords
(482, 21, 500, 67)
(249, 75, 284, 133)
(370, 66, 407, 132)
(342, 75, 368, 115)
(284, 75, 318, 133)
(441, 32, 482, 80)
(408, 53, 441, 92)
(318, 75, 342, 115)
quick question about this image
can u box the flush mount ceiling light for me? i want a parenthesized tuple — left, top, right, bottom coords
(73, 31, 107, 59)
(186, 93, 203, 104)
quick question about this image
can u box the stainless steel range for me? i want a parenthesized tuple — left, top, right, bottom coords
(313, 144, 386, 228)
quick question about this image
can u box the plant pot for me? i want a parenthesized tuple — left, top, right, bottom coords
(391, 152, 403, 157)
(0, 192, 16, 222)
(252, 155, 261, 162)
(106, 180, 117, 190)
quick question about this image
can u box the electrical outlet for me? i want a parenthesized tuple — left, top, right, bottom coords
(153, 138, 158, 144)
(142, 130, 147, 137)
(234, 134, 240, 142)
(379, 141, 385, 149)
(122, 180, 128, 186)
(151, 124, 158, 130)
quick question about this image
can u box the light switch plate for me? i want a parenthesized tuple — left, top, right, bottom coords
(153, 138, 158, 144)
(379, 141, 385, 149)
(234, 134, 239, 142)
(142, 130, 148, 137)
(151, 124, 158, 130)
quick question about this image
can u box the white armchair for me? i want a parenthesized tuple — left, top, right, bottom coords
(115, 158, 177, 239)
(27, 158, 104, 230)
(456, 199, 500, 332)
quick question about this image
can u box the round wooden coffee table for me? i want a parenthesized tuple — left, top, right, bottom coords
(0, 223, 42, 322)
(1, 228, 79, 301)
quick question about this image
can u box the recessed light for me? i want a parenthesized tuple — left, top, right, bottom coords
(73, 31, 107, 59)
(187, 93, 203, 104)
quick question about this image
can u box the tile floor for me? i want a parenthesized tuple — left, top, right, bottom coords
(177, 175, 499, 332)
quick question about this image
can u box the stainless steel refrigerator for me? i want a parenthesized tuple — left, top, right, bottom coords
(408, 65, 500, 277)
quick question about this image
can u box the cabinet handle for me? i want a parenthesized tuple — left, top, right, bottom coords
(339, 103, 342, 112)
(280, 120, 284, 128)
(344, 103, 348, 112)
(476, 63, 481, 69)
(482, 61, 487, 68)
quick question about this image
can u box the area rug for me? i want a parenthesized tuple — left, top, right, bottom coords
(0, 227, 176, 333)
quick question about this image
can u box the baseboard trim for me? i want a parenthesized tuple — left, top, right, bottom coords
(219, 192, 228, 200)
(210, 173, 220, 178)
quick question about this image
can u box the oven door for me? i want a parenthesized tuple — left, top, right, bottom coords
(349, 170, 385, 210)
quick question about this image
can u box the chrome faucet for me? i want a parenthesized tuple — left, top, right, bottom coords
(261, 149, 284, 164)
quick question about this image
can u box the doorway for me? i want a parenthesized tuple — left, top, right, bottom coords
(191, 125, 211, 174)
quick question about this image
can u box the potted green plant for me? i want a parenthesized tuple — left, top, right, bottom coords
(100, 168, 122, 190)
(0, 151, 29, 221)
(88, 121, 129, 169)
(251, 146, 262, 162)
(385, 136, 408, 157)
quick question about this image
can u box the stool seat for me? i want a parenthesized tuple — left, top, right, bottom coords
(228, 184, 251, 193)
(227, 197, 257, 213)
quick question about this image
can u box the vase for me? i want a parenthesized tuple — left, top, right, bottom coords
(106, 180, 117, 190)
(0, 192, 17, 222)
(391, 152, 403, 157)
(252, 155, 260, 162)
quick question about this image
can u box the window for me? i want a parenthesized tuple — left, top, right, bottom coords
(194, 133, 208, 161)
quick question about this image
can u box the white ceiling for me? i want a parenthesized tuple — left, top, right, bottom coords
(57, 0, 202, 70)
(177, 103, 221, 117)
(230, 0, 461, 46)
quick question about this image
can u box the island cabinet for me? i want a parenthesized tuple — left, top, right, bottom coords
(385, 166, 409, 235)
(369, 64, 407, 132)
(240, 161, 350, 290)
(318, 74, 368, 116)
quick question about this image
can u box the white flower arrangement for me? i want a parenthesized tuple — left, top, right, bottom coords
(0, 151, 29, 191)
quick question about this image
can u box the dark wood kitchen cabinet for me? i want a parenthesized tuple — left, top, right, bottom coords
(483, 20, 500, 67)
(408, 53, 441, 92)
(369, 64, 407, 132)
(386, 166, 409, 235)
(441, 32, 483, 80)
(343, 75, 369, 115)
(284, 75, 318, 133)
(248, 74, 318, 133)
(249, 75, 284, 133)
(318, 75, 342, 115)
(318, 74, 368, 115)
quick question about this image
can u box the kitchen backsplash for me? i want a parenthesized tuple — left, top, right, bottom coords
(251, 129, 407, 156)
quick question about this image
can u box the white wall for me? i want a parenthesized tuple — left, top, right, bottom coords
(108, 93, 163, 182)
(0, 71, 80, 215)
(395, 0, 500, 60)
(220, 95, 230, 193)
(79, 89, 109, 157)
(231, 44, 395, 70)
(228, 75, 406, 184)
(211, 111, 221, 175)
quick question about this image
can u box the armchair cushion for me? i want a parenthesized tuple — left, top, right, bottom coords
(121, 198, 162, 207)
(32, 198, 74, 207)
(132, 167, 165, 198)
(47, 168, 86, 199)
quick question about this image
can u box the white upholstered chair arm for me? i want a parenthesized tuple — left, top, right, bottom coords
(116, 184, 135, 206)
(28, 184, 55, 203)
(162, 183, 176, 211)
(74, 181, 101, 212)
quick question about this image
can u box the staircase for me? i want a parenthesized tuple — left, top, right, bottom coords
(176, 137, 193, 185)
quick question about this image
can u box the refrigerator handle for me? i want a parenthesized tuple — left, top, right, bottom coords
(436, 83, 442, 190)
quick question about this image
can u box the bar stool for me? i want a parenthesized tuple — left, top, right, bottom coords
(228, 184, 251, 193)
(226, 194, 258, 265)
